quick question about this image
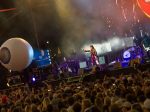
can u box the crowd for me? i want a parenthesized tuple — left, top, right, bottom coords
(0, 68, 150, 112)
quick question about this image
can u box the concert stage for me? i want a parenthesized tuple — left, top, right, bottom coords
(43, 62, 150, 88)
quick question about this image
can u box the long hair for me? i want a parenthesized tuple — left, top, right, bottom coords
(90, 45, 94, 49)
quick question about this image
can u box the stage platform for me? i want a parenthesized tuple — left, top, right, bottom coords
(44, 62, 150, 87)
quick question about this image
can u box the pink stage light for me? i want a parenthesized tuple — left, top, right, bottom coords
(0, 8, 16, 12)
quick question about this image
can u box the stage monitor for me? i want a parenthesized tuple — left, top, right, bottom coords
(79, 61, 87, 68)
(99, 56, 105, 65)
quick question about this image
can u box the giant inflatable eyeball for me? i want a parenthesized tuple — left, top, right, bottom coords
(0, 38, 34, 71)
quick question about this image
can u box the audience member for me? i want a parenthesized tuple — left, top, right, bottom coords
(0, 68, 149, 112)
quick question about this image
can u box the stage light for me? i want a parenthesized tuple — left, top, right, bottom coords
(32, 77, 36, 82)
(137, 0, 150, 18)
(7, 83, 10, 87)
(0, 8, 16, 12)
(9, 70, 12, 73)
(64, 57, 67, 61)
(123, 50, 131, 59)
(46, 41, 49, 44)
(145, 0, 150, 2)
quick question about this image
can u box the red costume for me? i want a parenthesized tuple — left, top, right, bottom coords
(84, 45, 99, 66)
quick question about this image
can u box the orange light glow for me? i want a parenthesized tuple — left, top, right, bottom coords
(137, 0, 150, 18)
(0, 8, 16, 12)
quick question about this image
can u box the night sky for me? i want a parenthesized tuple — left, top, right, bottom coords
(0, 0, 150, 56)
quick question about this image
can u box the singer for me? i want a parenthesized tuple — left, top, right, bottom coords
(84, 45, 99, 66)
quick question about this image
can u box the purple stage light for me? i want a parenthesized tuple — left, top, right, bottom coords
(32, 77, 36, 82)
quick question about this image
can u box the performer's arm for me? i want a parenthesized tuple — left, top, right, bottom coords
(84, 49, 90, 52)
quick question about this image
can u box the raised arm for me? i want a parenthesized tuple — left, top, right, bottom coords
(84, 49, 90, 52)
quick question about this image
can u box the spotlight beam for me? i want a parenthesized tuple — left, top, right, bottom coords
(0, 8, 16, 12)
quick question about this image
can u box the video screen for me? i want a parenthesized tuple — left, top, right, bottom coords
(34, 49, 51, 67)
(79, 61, 87, 68)
(99, 56, 105, 65)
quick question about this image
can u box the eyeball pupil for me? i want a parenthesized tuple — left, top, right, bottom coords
(0, 47, 11, 64)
